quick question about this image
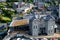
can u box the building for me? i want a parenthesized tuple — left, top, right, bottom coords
(23, 14, 34, 20)
(9, 9, 56, 36)
(33, 0, 44, 2)
(10, 18, 29, 27)
(18, 0, 23, 2)
(33, 0, 56, 2)
(33, 0, 51, 2)
(45, 15, 55, 35)
(31, 15, 55, 36)
(32, 15, 40, 36)
(0, 0, 6, 2)
(33, 1, 45, 11)
(59, 4, 60, 18)
(14, 2, 33, 14)
(16, 6, 30, 13)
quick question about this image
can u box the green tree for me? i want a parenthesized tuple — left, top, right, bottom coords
(0, 13, 2, 22)
(0, 2, 7, 8)
(6, 2, 14, 8)
(29, 0, 33, 3)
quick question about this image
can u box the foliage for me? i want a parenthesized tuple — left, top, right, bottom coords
(0, 2, 15, 23)
(6, 2, 14, 8)
(0, 2, 7, 8)
(0, 1, 59, 23)
(29, 0, 33, 3)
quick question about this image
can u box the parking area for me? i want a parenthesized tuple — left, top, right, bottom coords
(7, 30, 60, 38)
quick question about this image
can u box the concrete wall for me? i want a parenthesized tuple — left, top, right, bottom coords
(32, 19, 40, 36)
(47, 19, 55, 36)
(59, 4, 60, 18)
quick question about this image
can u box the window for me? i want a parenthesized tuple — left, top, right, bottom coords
(36, 26, 37, 29)
(33, 25, 37, 29)
(34, 26, 35, 29)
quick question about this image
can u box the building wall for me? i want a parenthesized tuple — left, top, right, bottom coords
(19, 0, 23, 2)
(33, 0, 56, 2)
(47, 19, 55, 36)
(59, 4, 60, 18)
(32, 19, 40, 36)
(33, 0, 44, 2)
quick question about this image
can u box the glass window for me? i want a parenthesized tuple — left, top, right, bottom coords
(33, 26, 35, 29)
(33, 25, 37, 29)
(36, 26, 37, 29)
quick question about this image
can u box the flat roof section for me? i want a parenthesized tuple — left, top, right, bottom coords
(10, 19, 29, 27)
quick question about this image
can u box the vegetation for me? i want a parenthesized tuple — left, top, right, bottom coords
(0, 1, 59, 23)
(0, 2, 15, 23)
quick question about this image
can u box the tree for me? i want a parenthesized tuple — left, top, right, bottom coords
(6, 2, 14, 8)
(0, 13, 2, 22)
(23, 0, 27, 2)
(29, 0, 33, 3)
(0, 2, 7, 8)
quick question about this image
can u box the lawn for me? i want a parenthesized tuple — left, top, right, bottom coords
(2, 17, 11, 21)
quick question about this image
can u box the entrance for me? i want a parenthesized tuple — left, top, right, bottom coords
(40, 27, 47, 35)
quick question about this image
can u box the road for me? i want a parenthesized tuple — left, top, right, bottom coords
(25, 33, 60, 38)
(3, 31, 60, 40)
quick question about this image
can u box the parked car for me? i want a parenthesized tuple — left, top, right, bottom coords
(10, 34, 32, 40)
(41, 38, 48, 40)
(0, 25, 7, 38)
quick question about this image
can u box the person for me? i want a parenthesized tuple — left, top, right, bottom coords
(54, 25, 57, 33)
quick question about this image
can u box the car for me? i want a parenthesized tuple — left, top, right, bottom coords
(10, 35, 32, 40)
(33, 38, 39, 40)
(21, 38, 31, 40)
(16, 33, 24, 37)
(41, 38, 48, 40)
(0, 25, 7, 38)
(17, 38, 21, 40)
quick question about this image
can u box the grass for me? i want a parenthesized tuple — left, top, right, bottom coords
(44, 3, 50, 6)
(2, 17, 11, 21)
(19, 13, 23, 17)
(19, 14, 23, 17)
